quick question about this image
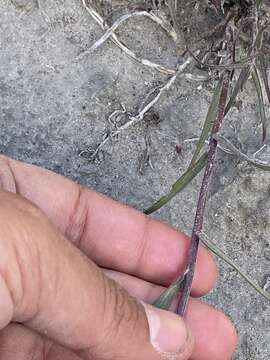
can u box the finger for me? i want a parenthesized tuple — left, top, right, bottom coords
(105, 269, 237, 360)
(0, 324, 81, 360)
(0, 191, 194, 360)
(0, 155, 217, 296)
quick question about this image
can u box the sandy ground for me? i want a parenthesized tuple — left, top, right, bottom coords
(1, 1, 270, 358)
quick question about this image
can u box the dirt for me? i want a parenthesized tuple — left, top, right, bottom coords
(0, 1, 270, 358)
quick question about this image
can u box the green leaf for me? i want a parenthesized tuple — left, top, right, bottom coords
(202, 238, 270, 303)
(190, 75, 224, 166)
(152, 271, 187, 310)
(145, 76, 226, 215)
(224, 26, 267, 116)
(252, 161, 270, 172)
(215, 134, 270, 171)
(252, 66, 267, 142)
(256, 0, 263, 9)
(257, 53, 270, 105)
(224, 66, 251, 116)
(144, 152, 208, 215)
(253, 26, 265, 50)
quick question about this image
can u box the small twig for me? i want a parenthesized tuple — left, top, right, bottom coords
(150, 11, 178, 42)
(214, 135, 270, 170)
(81, 55, 195, 160)
(253, 144, 267, 159)
(200, 7, 236, 41)
(178, 69, 231, 315)
(138, 132, 154, 174)
(78, 11, 155, 56)
(249, 0, 259, 47)
(167, 0, 184, 46)
(80, 0, 177, 75)
(114, 56, 194, 128)
(183, 137, 234, 155)
(209, 0, 223, 14)
(188, 46, 261, 71)
(107, 104, 127, 128)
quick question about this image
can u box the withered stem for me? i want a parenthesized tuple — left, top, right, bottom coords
(178, 70, 231, 316)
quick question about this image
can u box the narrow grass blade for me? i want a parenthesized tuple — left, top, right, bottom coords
(256, 0, 263, 9)
(215, 134, 270, 171)
(152, 271, 188, 310)
(252, 66, 267, 142)
(190, 75, 224, 166)
(144, 152, 208, 215)
(257, 53, 270, 105)
(251, 161, 270, 171)
(224, 66, 251, 116)
(202, 237, 270, 302)
(225, 26, 267, 116)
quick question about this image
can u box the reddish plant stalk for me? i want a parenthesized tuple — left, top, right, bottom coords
(209, 0, 223, 13)
(178, 71, 231, 316)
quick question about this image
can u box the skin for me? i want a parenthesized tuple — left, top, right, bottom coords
(0, 155, 237, 359)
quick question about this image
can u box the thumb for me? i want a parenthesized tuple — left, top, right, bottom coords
(140, 303, 194, 360)
(0, 191, 193, 360)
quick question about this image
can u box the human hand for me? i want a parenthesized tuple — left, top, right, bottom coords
(0, 155, 237, 360)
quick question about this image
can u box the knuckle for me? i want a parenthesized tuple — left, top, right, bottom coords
(64, 186, 89, 245)
(0, 194, 44, 323)
(85, 275, 144, 359)
(135, 215, 152, 273)
(0, 155, 17, 193)
(0, 190, 44, 223)
(103, 277, 142, 342)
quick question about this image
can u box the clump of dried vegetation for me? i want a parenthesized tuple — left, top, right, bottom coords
(79, 0, 270, 315)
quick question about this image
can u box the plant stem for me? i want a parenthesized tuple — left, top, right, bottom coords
(178, 70, 231, 316)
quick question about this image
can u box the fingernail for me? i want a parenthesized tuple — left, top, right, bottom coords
(142, 303, 191, 356)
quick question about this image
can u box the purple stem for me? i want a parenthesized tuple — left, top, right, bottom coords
(209, 0, 223, 13)
(178, 71, 230, 316)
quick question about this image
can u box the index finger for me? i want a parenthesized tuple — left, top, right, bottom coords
(0, 155, 217, 295)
